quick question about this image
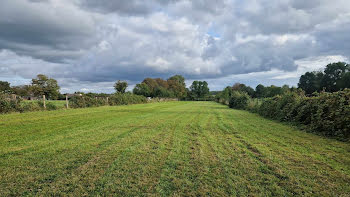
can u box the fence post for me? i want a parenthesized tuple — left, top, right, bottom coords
(43, 95, 46, 109)
(66, 95, 69, 109)
(106, 97, 109, 105)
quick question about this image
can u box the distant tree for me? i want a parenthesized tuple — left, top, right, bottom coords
(114, 80, 128, 93)
(264, 85, 284, 97)
(31, 74, 60, 99)
(232, 83, 254, 97)
(338, 72, 350, 89)
(142, 78, 158, 92)
(189, 81, 209, 100)
(321, 62, 349, 92)
(0, 81, 11, 93)
(298, 71, 323, 94)
(255, 84, 265, 98)
(167, 75, 187, 98)
(11, 85, 32, 97)
(133, 83, 151, 97)
(217, 86, 233, 102)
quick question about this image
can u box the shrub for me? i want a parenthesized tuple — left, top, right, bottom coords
(21, 102, 42, 112)
(0, 93, 22, 113)
(46, 102, 58, 111)
(229, 92, 250, 109)
(70, 93, 147, 108)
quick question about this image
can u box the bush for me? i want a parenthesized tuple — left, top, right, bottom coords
(109, 93, 147, 105)
(228, 92, 250, 109)
(69, 93, 147, 108)
(0, 93, 22, 113)
(257, 90, 350, 140)
(21, 102, 42, 112)
(46, 102, 58, 111)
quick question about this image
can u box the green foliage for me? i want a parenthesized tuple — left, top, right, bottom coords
(108, 93, 147, 106)
(133, 75, 187, 98)
(256, 90, 350, 140)
(46, 102, 58, 111)
(21, 101, 42, 112)
(0, 81, 11, 93)
(11, 85, 32, 97)
(215, 86, 233, 104)
(232, 83, 255, 97)
(70, 93, 147, 108)
(228, 91, 250, 109)
(299, 62, 350, 93)
(133, 83, 151, 97)
(31, 74, 60, 99)
(298, 71, 323, 94)
(189, 81, 209, 100)
(114, 80, 128, 93)
(0, 93, 21, 113)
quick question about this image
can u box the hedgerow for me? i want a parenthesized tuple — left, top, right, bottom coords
(223, 89, 350, 140)
(69, 93, 147, 108)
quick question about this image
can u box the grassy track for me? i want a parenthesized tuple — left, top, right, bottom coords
(0, 102, 349, 196)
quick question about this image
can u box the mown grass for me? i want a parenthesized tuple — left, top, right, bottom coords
(0, 101, 349, 196)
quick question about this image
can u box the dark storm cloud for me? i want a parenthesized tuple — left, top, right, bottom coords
(0, 0, 97, 62)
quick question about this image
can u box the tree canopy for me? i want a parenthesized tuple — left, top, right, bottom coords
(189, 81, 209, 100)
(133, 75, 187, 98)
(114, 80, 128, 93)
(298, 62, 350, 94)
(31, 74, 60, 99)
(0, 81, 11, 93)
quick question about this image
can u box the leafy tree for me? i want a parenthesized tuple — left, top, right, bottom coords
(142, 78, 158, 93)
(0, 81, 11, 93)
(264, 85, 284, 97)
(232, 83, 254, 96)
(31, 74, 60, 99)
(338, 72, 350, 89)
(255, 84, 265, 98)
(167, 75, 187, 98)
(11, 85, 32, 97)
(114, 80, 128, 93)
(298, 71, 323, 94)
(189, 81, 209, 100)
(133, 83, 151, 97)
(321, 62, 349, 92)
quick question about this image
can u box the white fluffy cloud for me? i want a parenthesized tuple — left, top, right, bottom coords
(1, 0, 349, 92)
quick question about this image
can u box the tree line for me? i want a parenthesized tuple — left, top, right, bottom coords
(1, 74, 211, 101)
(298, 62, 350, 94)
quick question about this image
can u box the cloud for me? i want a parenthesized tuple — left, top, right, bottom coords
(1, 0, 350, 92)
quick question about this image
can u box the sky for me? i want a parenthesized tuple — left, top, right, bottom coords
(0, 0, 349, 93)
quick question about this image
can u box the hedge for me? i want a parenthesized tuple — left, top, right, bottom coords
(224, 89, 350, 140)
(69, 93, 147, 108)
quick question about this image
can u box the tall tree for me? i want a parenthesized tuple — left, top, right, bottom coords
(133, 83, 151, 97)
(189, 81, 209, 100)
(298, 71, 323, 94)
(31, 74, 60, 99)
(114, 80, 128, 93)
(321, 62, 349, 92)
(255, 84, 265, 98)
(167, 75, 187, 98)
(232, 83, 254, 96)
(0, 81, 11, 93)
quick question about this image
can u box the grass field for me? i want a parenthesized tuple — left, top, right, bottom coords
(1, 102, 349, 196)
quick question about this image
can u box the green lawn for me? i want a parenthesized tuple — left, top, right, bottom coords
(0, 102, 349, 196)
